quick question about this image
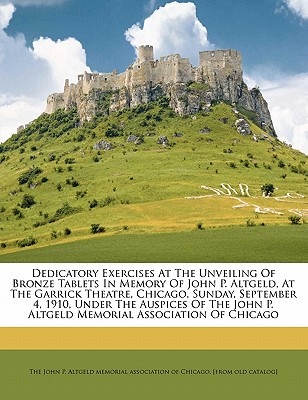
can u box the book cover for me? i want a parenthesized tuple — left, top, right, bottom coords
(0, 1, 307, 399)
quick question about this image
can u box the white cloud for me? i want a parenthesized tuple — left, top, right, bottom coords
(0, 94, 45, 136)
(247, 70, 308, 154)
(265, 75, 308, 154)
(0, 2, 90, 143)
(125, 1, 213, 65)
(32, 37, 90, 87)
(0, 3, 14, 29)
(281, 0, 308, 19)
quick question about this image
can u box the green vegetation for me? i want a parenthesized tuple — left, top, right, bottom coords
(187, 81, 212, 91)
(50, 202, 81, 222)
(18, 166, 42, 185)
(246, 219, 256, 227)
(0, 100, 307, 259)
(16, 236, 37, 248)
(90, 223, 106, 234)
(0, 226, 306, 262)
(196, 222, 204, 230)
(20, 194, 35, 208)
(63, 227, 72, 236)
(261, 183, 275, 196)
(12, 207, 23, 219)
(288, 215, 301, 225)
(236, 105, 260, 127)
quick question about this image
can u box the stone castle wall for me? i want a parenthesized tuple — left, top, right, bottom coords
(46, 45, 242, 114)
(199, 49, 242, 73)
(44, 45, 275, 136)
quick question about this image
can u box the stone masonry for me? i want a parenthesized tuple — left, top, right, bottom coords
(45, 45, 275, 136)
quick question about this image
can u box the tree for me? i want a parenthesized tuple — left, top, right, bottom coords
(288, 215, 301, 225)
(20, 194, 36, 208)
(278, 160, 285, 168)
(261, 183, 274, 197)
(64, 227, 72, 236)
(90, 224, 106, 234)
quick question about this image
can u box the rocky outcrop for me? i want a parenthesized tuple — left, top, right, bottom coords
(126, 135, 138, 143)
(235, 118, 252, 136)
(169, 83, 212, 115)
(237, 85, 276, 136)
(93, 140, 114, 151)
(112, 83, 273, 137)
(127, 135, 143, 145)
(56, 80, 275, 138)
(157, 136, 169, 146)
(109, 88, 130, 113)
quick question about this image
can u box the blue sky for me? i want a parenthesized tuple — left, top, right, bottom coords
(0, 0, 308, 153)
(5, 0, 308, 74)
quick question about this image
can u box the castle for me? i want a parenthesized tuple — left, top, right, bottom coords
(45, 45, 275, 135)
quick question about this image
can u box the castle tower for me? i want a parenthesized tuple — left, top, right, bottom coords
(199, 50, 242, 75)
(137, 45, 154, 63)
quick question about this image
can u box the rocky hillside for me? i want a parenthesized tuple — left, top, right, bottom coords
(0, 97, 307, 255)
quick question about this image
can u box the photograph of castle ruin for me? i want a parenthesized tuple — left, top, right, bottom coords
(0, 1, 307, 262)
(46, 45, 274, 137)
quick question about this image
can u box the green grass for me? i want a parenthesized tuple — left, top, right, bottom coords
(0, 101, 307, 255)
(0, 225, 307, 263)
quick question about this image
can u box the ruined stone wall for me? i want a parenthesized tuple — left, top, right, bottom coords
(199, 49, 242, 75)
(43, 46, 274, 135)
(76, 70, 126, 94)
(127, 61, 155, 87)
(197, 49, 243, 103)
(46, 93, 65, 114)
(63, 81, 78, 108)
(152, 55, 194, 84)
(125, 54, 194, 88)
(46, 48, 244, 114)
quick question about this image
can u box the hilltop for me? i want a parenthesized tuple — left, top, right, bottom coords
(0, 47, 307, 259)
(44, 46, 275, 137)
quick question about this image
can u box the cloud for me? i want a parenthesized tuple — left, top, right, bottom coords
(125, 1, 214, 65)
(281, 0, 308, 19)
(265, 75, 308, 154)
(32, 37, 90, 87)
(0, 2, 90, 143)
(0, 94, 45, 137)
(247, 69, 308, 154)
(0, 3, 14, 28)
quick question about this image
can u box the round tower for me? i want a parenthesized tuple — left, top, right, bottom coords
(138, 45, 154, 63)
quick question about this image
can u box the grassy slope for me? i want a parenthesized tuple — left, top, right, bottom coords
(0, 100, 307, 258)
(0, 226, 307, 263)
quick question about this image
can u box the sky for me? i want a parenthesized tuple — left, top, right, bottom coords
(0, 0, 308, 154)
